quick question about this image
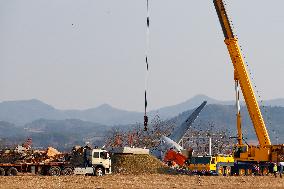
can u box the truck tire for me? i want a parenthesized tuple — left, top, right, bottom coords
(0, 168, 5, 176)
(6, 167, 18, 176)
(48, 166, 61, 176)
(216, 165, 223, 176)
(61, 167, 73, 176)
(226, 166, 232, 176)
(94, 167, 104, 176)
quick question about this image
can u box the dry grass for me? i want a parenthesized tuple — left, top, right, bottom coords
(1, 174, 284, 189)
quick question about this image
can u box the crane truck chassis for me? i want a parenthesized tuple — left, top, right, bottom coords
(0, 148, 111, 176)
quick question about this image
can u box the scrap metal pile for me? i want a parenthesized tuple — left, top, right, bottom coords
(0, 146, 64, 164)
(0, 143, 94, 168)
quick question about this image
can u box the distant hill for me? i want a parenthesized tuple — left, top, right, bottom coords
(153, 94, 284, 119)
(171, 104, 284, 144)
(1, 104, 284, 150)
(0, 99, 142, 126)
(0, 99, 67, 125)
(25, 119, 108, 150)
(0, 95, 284, 126)
(63, 104, 142, 126)
(0, 119, 109, 150)
(150, 94, 231, 119)
(0, 121, 25, 138)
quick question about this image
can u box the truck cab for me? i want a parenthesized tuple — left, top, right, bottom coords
(74, 148, 111, 176)
(88, 148, 111, 174)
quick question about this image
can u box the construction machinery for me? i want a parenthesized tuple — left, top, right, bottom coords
(213, 0, 284, 175)
(164, 149, 234, 175)
(188, 155, 234, 175)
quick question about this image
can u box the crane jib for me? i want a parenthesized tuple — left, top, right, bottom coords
(213, 0, 271, 147)
(213, 0, 234, 39)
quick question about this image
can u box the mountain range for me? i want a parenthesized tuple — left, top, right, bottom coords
(1, 94, 284, 126)
(1, 104, 283, 150)
(1, 95, 284, 150)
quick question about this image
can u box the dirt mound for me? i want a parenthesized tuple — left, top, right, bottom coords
(111, 154, 170, 174)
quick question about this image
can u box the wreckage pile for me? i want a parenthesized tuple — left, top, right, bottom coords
(67, 146, 86, 167)
(111, 154, 170, 175)
(0, 146, 64, 164)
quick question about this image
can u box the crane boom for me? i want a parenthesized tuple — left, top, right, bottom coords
(213, 0, 271, 147)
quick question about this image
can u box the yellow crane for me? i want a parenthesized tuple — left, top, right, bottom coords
(213, 0, 284, 174)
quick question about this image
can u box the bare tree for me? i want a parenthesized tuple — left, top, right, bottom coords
(104, 114, 175, 149)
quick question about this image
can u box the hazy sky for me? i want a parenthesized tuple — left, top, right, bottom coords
(0, 0, 284, 111)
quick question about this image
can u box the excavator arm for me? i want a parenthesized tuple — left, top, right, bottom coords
(213, 0, 271, 147)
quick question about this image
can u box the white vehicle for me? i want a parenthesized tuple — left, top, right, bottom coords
(74, 148, 111, 176)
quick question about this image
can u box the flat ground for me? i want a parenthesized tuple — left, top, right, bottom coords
(1, 174, 284, 189)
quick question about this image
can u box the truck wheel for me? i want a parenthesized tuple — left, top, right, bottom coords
(216, 165, 223, 176)
(61, 167, 73, 176)
(95, 167, 104, 176)
(226, 166, 232, 176)
(6, 167, 18, 176)
(48, 166, 61, 176)
(0, 168, 5, 176)
(238, 168, 246, 176)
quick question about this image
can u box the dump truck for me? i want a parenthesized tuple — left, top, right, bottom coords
(188, 155, 234, 175)
(0, 147, 111, 176)
(164, 149, 234, 175)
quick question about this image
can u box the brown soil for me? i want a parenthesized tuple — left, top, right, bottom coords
(0, 174, 284, 189)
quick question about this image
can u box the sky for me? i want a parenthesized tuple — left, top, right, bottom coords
(0, 0, 284, 111)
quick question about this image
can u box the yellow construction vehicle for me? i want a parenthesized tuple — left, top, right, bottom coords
(188, 155, 234, 175)
(164, 148, 235, 175)
(213, 0, 284, 175)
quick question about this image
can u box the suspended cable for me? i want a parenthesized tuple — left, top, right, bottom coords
(144, 0, 150, 131)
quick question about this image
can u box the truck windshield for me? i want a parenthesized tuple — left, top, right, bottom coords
(211, 158, 216, 164)
(93, 152, 99, 158)
(191, 157, 211, 164)
(100, 152, 109, 159)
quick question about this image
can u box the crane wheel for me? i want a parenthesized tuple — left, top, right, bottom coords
(0, 168, 5, 176)
(6, 167, 18, 176)
(261, 167, 269, 176)
(48, 166, 61, 176)
(238, 168, 246, 176)
(61, 167, 73, 176)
